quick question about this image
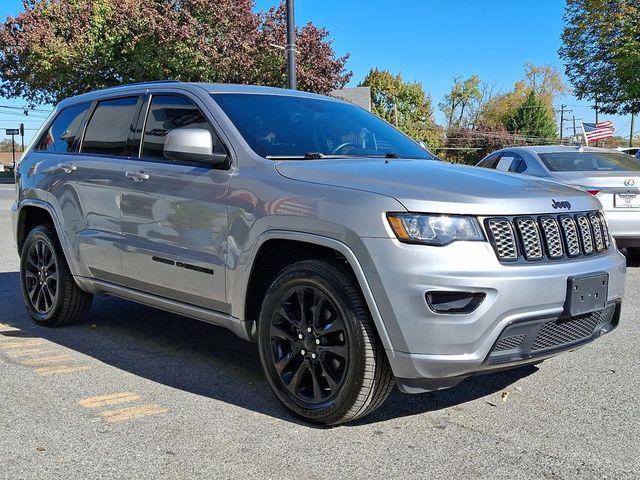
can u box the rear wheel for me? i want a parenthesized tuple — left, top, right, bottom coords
(20, 226, 93, 326)
(257, 260, 394, 425)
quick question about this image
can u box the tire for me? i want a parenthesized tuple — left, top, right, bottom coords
(626, 247, 640, 260)
(20, 225, 93, 326)
(257, 259, 395, 425)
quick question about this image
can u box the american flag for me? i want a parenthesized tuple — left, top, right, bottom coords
(581, 121, 615, 143)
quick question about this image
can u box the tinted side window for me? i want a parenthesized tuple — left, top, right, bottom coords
(141, 95, 223, 161)
(509, 154, 528, 173)
(36, 103, 90, 153)
(82, 97, 139, 156)
(477, 153, 501, 169)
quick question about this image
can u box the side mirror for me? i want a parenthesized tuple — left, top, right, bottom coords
(163, 128, 227, 167)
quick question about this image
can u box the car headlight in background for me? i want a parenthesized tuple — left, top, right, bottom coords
(387, 213, 484, 246)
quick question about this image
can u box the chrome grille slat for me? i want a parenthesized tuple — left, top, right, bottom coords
(486, 211, 608, 263)
(589, 213, 605, 252)
(598, 212, 611, 249)
(540, 217, 564, 258)
(487, 219, 518, 261)
(515, 218, 543, 260)
(576, 214, 594, 254)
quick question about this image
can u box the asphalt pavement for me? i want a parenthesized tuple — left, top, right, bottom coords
(0, 183, 638, 479)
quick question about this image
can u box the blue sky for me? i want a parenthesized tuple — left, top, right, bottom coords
(0, 0, 634, 144)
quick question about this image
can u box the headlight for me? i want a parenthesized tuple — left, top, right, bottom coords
(387, 213, 484, 246)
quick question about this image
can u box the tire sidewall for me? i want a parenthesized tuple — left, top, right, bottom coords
(20, 226, 65, 325)
(258, 263, 368, 423)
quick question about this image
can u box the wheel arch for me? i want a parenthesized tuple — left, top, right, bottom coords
(16, 200, 80, 276)
(240, 231, 393, 351)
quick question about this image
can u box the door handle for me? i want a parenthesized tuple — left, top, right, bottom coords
(125, 171, 150, 183)
(57, 162, 77, 174)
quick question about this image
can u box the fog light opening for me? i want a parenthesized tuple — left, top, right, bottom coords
(426, 291, 485, 314)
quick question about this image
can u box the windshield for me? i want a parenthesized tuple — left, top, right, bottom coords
(210, 93, 436, 160)
(539, 151, 640, 172)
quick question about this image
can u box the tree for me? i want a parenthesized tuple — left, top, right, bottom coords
(444, 122, 523, 165)
(0, 0, 351, 106)
(479, 64, 566, 128)
(439, 75, 481, 129)
(359, 68, 441, 148)
(560, 0, 640, 115)
(506, 90, 557, 140)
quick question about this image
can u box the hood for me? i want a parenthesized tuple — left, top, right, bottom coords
(275, 159, 602, 215)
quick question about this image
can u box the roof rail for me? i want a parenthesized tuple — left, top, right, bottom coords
(101, 80, 182, 90)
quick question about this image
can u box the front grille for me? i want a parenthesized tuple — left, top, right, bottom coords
(493, 334, 526, 352)
(531, 309, 611, 351)
(485, 211, 610, 263)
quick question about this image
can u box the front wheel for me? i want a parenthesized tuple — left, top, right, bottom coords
(257, 260, 394, 425)
(20, 226, 93, 326)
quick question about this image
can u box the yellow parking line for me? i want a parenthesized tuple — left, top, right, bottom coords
(79, 392, 141, 409)
(0, 339, 44, 350)
(22, 355, 74, 366)
(97, 404, 168, 423)
(4, 348, 59, 358)
(34, 365, 91, 376)
(0, 324, 19, 333)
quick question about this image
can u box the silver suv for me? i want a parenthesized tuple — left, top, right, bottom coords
(12, 82, 626, 425)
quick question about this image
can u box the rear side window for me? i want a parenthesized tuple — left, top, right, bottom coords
(36, 103, 90, 153)
(477, 152, 502, 169)
(508, 154, 528, 173)
(82, 97, 139, 156)
(141, 95, 224, 161)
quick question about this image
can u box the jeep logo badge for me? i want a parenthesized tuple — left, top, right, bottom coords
(552, 199, 571, 210)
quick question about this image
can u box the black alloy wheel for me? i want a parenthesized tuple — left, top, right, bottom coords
(20, 226, 93, 326)
(23, 237, 59, 315)
(269, 284, 349, 405)
(258, 260, 395, 425)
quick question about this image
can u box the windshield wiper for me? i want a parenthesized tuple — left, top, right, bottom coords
(265, 152, 328, 160)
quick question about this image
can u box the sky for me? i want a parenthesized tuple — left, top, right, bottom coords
(0, 0, 634, 145)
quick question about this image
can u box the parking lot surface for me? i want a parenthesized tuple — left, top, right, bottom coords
(0, 183, 638, 479)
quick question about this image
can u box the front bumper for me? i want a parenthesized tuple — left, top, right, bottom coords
(357, 238, 626, 392)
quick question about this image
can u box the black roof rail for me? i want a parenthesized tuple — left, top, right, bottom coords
(100, 80, 182, 90)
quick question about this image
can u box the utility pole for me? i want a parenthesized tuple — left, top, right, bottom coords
(572, 116, 577, 140)
(630, 113, 636, 148)
(558, 105, 572, 143)
(285, 0, 297, 90)
(20, 123, 24, 154)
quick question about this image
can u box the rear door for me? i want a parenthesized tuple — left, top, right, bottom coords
(71, 96, 142, 282)
(118, 93, 232, 312)
(37, 96, 142, 282)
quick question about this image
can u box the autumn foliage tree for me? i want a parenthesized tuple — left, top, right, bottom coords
(0, 0, 351, 105)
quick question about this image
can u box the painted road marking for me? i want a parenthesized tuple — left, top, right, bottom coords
(97, 404, 168, 423)
(0, 339, 45, 350)
(4, 348, 59, 358)
(35, 365, 91, 376)
(22, 355, 74, 366)
(79, 392, 141, 409)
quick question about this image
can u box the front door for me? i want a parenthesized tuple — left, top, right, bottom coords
(118, 94, 232, 312)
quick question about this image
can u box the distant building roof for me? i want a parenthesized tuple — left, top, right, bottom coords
(329, 86, 371, 111)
